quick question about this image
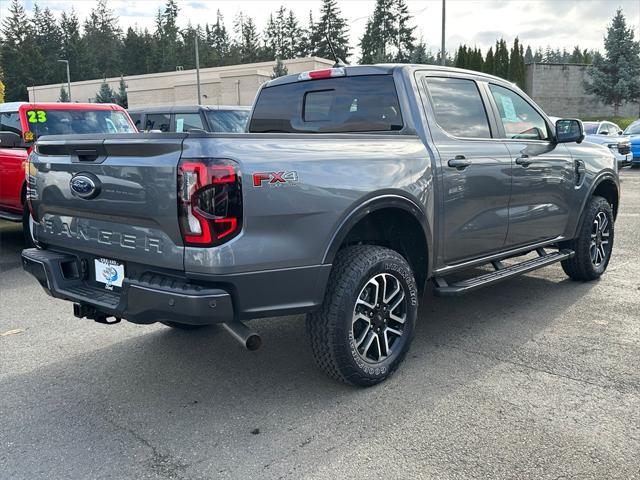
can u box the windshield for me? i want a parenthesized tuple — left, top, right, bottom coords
(582, 122, 599, 134)
(623, 122, 640, 135)
(205, 110, 249, 133)
(24, 109, 135, 137)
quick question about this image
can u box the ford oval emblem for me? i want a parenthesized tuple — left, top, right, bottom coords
(70, 174, 100, 199)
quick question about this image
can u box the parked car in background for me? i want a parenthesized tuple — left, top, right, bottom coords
(127, 105, 250, 133)
(582, 120, 632, 168)
(0, 102, 136, 241)
(622, 119, 640, 167)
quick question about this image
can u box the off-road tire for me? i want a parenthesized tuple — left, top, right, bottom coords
(561, 195, 614, 281)
(306, 246, 418, 387)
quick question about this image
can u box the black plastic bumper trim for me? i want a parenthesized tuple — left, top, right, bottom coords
(22, 248, 234, 325)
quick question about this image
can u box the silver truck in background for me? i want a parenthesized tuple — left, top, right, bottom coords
(23, 65, 619, 385)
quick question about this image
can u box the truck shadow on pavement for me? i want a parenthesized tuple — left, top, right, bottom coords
(1, 219, 602, 477)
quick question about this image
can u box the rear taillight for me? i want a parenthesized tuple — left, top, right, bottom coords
(178, 158, 242, 247)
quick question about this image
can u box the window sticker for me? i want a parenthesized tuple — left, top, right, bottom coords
(500, 96, 518, 122)
(27, 110, 47, 123)
(176, 118, 184, 132)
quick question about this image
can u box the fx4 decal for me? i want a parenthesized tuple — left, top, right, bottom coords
(253, 171, 299, 187)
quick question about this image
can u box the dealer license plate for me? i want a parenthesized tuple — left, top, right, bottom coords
(94, 258, 125, 289)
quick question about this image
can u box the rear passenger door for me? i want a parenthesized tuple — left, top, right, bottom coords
(418, 73, 512, 265)
(485, 83, 575, 247)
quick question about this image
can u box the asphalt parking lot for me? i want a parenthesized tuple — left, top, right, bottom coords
(1, 170, 639, 480)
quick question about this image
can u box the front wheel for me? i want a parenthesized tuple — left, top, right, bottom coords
(306, 246, 418, 386)
(561, 195, 614, 281)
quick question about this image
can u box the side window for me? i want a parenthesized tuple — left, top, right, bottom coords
(424, 77, 491, 139)
(0, 112, 22, 135)
(489, 84, 549, 140)
(145, 113, 171, 132)
(175, 113, 204, 132)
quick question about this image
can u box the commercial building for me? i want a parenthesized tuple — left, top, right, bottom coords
(28, 57, 334, 107)
(525, 63, 640, 118)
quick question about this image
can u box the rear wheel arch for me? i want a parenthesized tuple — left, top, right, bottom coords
(323, 196, 431, 292)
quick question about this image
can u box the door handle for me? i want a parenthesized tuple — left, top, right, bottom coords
(515, 155, 531, 167)
(448, 156, 472, 169)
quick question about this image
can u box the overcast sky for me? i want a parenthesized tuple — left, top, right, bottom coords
(3, 0, 640, 60)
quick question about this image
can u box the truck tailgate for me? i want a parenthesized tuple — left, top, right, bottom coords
(30, 134, 186, 270)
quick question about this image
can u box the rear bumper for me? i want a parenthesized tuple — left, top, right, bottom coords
(22, 248, 234, 325)
(22, 248, 331, 325)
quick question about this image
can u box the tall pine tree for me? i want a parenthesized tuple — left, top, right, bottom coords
(312, 0, 350, 62)
(0, 0, 42, 100)
(83, 0, 123, 79)
(586, 9, 640, 115)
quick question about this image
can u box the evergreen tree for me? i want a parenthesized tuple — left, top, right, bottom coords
(410, 39, 436, 64)
(32, 4, 63, 86)
(152, 0, 181, 72)
(312, 0, 350, 61)
(60, 10, 88, 81)
(300, 11, 316, 58)
(209, 10, 231, 66)
(454, 45, 468, 69)
(508, 37, 525, 88)
(483, 47, 495, 74)
(234, 12, 262, 63)
(359, 0, 415, 63)
(569, 46, 583, 63)
(122, 27, 153, 75)
(283, 10, 303, 58)
(263, 7, 287, 60)
(586, 9, 640, 115)
(533, 47, 544, 63)
(494, 39, 509, 79)
(271, 58, 289, 78)
(116, 75, 128, 108)
(394, 0, 415, 62)
(95, 78, 116, 103)
(58, 85, 69, 102)
(83, 0, 123, 78)
(524, 45, 533, 64)
(469, 47, 484, 72)
(0, 0, 42, 100)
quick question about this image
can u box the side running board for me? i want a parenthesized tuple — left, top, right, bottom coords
(433, 248, 575, 297)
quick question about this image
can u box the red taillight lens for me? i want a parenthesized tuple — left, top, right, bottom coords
(178, 159, 242, 247)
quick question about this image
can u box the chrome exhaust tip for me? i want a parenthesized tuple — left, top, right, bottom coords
(221, 322, 261, 351)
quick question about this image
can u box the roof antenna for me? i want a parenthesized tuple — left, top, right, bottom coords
(325, 18, 347, 68)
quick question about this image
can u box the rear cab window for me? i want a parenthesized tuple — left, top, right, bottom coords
(249, 75, 403, 133)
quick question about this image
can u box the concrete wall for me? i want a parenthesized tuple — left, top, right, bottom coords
(28, 57, 334, 107)
(525, 63, 640, 118)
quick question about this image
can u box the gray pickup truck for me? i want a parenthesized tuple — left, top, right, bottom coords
(22, 65, 619, 386)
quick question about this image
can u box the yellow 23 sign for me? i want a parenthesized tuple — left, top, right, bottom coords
(27, 110, 47, 123)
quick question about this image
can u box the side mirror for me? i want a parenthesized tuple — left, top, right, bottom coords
(618, 130, 623, 135)
(0, 131, 25, 149)
(555, 119, 585, 144)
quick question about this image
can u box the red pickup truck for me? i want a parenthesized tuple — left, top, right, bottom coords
(0, 102, 136, 240)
